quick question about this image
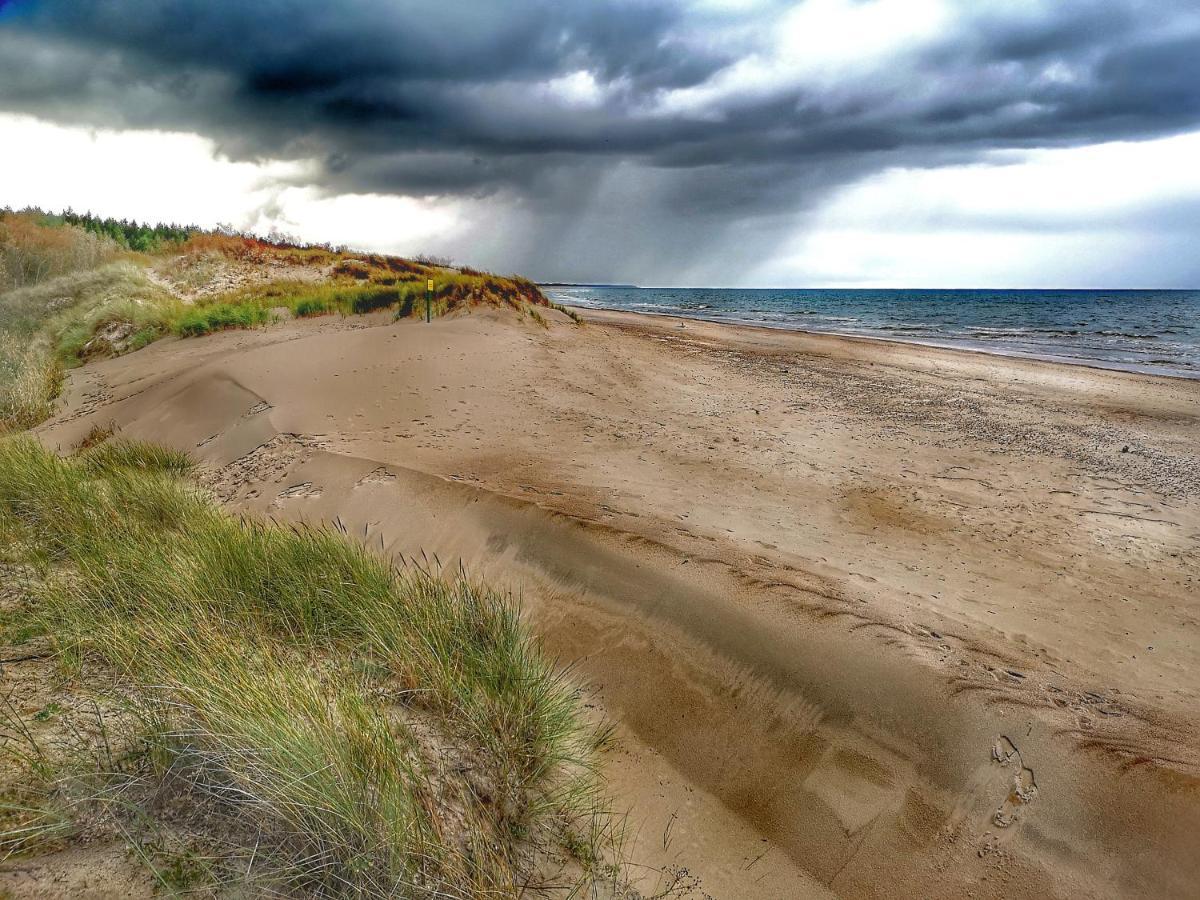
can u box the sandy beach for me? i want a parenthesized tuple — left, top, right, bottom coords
(36, 305, 1200, 899)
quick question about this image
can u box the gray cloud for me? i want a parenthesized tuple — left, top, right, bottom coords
(1, 0, 1199, 282)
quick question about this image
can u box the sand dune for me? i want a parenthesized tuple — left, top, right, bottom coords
(37, 306, 1200, 898)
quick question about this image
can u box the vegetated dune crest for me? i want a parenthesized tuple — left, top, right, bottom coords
(33, 305, 1200, 899)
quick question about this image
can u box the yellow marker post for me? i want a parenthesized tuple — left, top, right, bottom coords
(426, 277, 433, 323)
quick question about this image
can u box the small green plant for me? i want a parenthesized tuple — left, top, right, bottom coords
(32, 702, 62, 723)
(127, 833, 218, 892)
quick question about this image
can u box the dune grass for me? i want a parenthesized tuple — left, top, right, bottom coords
(1, 261, 275, 355)
(0, 262, 166, 344)
(551, 303, 583, 324)
(0, 334, 62, 434)
(185, 266, 551, 331)
(0, 264, 282, 431)
(0, 437, 614, 895)
(253, 269, 548, 322)
(0, 264, 158, 429)
(292, 296, 335, 318)
(173, 300, 270, 337)
(77, 438, 195, 477)
(1, 218, 554, 433)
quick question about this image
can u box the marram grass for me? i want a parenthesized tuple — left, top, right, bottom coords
(0, 333, 61, 433)
(0, 437, 616, 896)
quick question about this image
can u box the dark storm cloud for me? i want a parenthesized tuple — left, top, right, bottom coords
(1, 0, 1199, 281)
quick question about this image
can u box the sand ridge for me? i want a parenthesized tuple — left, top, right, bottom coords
(32, 305, 1200, 898)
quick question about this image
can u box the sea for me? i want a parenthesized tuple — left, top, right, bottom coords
(541, 286, 1200, 380)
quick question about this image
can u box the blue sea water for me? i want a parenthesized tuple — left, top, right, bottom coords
(541, 286, 1200, 379)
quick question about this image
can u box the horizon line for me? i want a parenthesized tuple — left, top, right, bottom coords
(538, 283, 1200, 292)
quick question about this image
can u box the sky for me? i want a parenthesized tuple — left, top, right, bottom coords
(1, 0, 1199, 287)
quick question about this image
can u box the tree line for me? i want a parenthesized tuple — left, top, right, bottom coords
(59, 209, 194, 252)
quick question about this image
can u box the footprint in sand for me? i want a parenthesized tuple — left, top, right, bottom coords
(990, 736, 1038, 828)
(356, 467, 398, 486)
(271, 482, 324, 507)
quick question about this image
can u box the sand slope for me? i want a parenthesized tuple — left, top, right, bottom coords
(34, 307, 1200, 898)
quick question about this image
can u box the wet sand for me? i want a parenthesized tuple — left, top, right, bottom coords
(37, 305, 1200, 898)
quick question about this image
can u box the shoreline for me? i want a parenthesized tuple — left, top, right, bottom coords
(562, 301, 1200, 382)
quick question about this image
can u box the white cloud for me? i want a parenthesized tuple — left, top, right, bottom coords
(814, 131, 1200, 227)
(539, 70, 611, 108)
(761, 130, 1200, 287)
(255, 187, 465, 254)
(0, 113, 466, 254)
(0, 113, 304, 226)
(657, 0, 954, 115)
(775, 0, 952, 71)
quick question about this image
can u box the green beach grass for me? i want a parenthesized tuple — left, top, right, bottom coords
(0, 437, 617, 895)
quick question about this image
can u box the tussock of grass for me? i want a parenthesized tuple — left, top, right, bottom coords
(551, 303, 583, 324)
(0, 438, 615, 895)
(174, 300, 270, 337)
(55, 301, 182, 363)
(0, 334, 62, 433)
(131, 630, 443, 894)
(292, 296, 335, 318)
(77, 438, 195, 477)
